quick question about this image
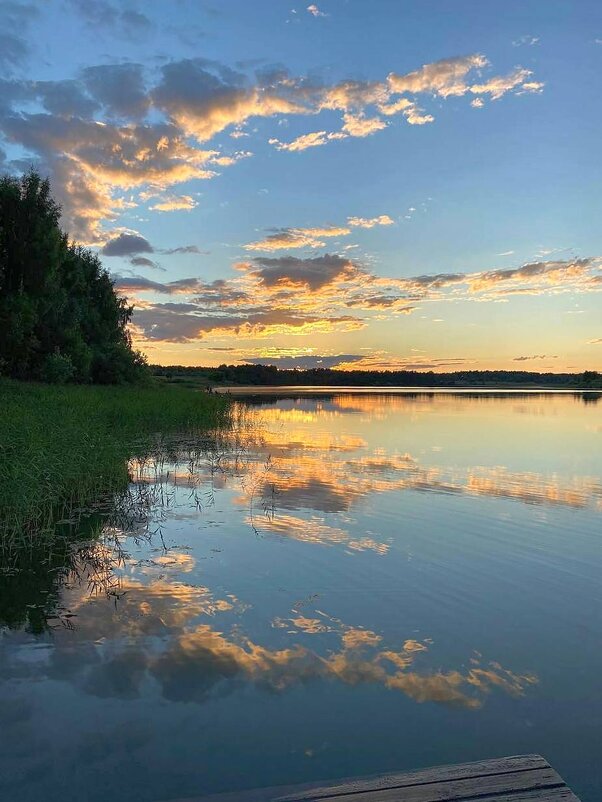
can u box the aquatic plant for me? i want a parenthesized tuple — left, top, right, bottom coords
(0, 379, 231, 548)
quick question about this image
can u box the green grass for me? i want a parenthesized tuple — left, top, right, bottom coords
(0, 379, 231, 545)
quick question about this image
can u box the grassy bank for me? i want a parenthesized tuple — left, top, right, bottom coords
(0, 380, 230, 545)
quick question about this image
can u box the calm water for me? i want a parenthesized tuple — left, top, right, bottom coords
(1, 392, 601, 801)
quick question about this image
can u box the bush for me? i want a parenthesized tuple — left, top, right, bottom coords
(41, 352, 75, 384)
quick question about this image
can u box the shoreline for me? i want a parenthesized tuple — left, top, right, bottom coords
(211, 385, 602, 394)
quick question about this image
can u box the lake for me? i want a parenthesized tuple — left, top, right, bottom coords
(1, 391, 600, 801)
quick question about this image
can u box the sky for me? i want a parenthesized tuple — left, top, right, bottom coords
(1, 0, 601, 372)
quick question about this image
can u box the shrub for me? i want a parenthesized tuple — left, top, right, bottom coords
(41, 352, 75, 384)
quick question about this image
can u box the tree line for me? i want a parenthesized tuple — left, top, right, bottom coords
(0, 171, 147, 384)
(153, 363, 602, 388)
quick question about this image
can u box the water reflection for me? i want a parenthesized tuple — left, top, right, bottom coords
(0, 541, 536, 711)
(1, 392, 601, 802)
(237, 398, 602, 522)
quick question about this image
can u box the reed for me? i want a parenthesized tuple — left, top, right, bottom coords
(0, 379, 231, 546)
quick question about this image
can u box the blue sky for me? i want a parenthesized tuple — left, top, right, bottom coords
(1, 0, 601, 370)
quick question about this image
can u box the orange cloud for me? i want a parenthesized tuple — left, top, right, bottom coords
(121, 254, 602, 346)
(244, 225, 351, 251)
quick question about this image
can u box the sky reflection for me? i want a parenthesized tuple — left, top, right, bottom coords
(1, 392, 601, 802)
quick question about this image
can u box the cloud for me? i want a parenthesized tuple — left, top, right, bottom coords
(132, 305, 362, 342)
(269, 131, 340, 152)
(113, 274, 204, 294)
(469, 68, 534, 101)
(0, 3, 39, 73)
(243, 215, 394, 252)
(469, 258, 594, 292)
(335, 354, 470, 370)
(348, 215, 394, 228)
(307, 4, 327, 17)
(130, 256, 164, 271)
(68, 1, 152, 38)
(244, 225, 350, 251)
(244, 354, 364, 369)
(161, 245, 206, 255)
(34, 79, 99, 117)
(588, 338, 602, 345)
(513, 35, 540, 47)
(148, 193, 197, 212)
(151, 58, 285, 144)
(81, 64, 149, 119)
(517, 81, 544, 95)
(513, 355, 558, 361)
(248, 253, 357, 290)
(341, 112, 387, 137)
(0, 52, 541, 238)
(121, 254, 602, 347)
(121, 9, 153, 33)
(124, 267, 389, 344)
(387, 54, 489, 97)
(0, 112, 219, 240)
(102, 232, 153, 256)
(387, 53, 542, 107)
(113, 275, 177, 294)
(0, 33, 30, 72)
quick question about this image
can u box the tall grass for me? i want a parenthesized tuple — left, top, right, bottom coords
(0, 379, 230, 545)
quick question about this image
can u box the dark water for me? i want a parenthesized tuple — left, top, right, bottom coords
(1, 392, 601, 801)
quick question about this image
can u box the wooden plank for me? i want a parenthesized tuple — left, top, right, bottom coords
(164, 755, 582, 802)
(276, 755, 550, 801)
(289, 768, 563, 802)
(463, 789, 581, 802)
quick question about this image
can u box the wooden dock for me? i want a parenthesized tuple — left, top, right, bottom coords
(177, 754, 581, 802)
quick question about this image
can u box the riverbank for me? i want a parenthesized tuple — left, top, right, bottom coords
(0, 380, 230, 545)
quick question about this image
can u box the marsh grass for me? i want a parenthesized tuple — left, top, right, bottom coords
(0, 379, 231, 547)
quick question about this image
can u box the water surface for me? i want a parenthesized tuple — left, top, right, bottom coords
(1, 392, 600, 801)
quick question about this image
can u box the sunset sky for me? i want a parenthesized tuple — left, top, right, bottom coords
(1, 0, 600, 371)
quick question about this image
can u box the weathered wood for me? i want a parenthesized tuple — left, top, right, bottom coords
(277, 754, 550, 801)
(300, 769, 563, 802)
(463, 790, 581, 802)
(167, 754, 582, 802)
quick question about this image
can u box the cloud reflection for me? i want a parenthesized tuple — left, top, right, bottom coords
(231, 397, 602, 521)
(1, 573, 535, 712)
(0, 521, 537, 713)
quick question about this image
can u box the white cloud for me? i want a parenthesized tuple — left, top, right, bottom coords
(348, 215, 394, 228)
(341, 113, 387, 137)
(148, 194, 197, 212)
(513, 35, 540, 47)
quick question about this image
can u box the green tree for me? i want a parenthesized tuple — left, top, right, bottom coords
(0, 170, 148, 384)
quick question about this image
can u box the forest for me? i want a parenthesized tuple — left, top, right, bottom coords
(0, 170, 147, 384)
(153, 363, 602, 389)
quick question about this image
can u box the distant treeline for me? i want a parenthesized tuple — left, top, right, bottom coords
(0, 171, 147, 384)
(153, 363, 602, 388)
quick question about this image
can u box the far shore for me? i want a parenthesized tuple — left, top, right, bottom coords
(210, 385, 602, 394)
